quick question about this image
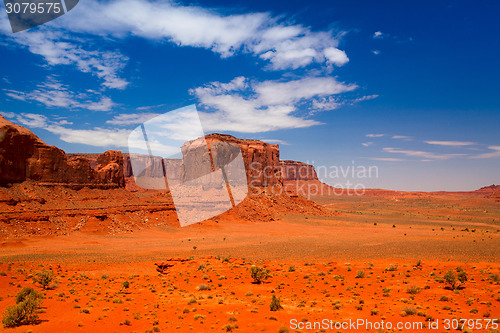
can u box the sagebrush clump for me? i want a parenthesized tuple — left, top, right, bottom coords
(32, 270, 55, 290)
(444, 267, 468, 290)
(250, 265, 270, 284)
(2, 287, 43, 327)
(269, 295, 283, 311)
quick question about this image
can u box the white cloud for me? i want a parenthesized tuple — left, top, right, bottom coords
(366, 133, 385, 138)
(10, 112, 135, 149)
(362, 142, 373, 147)
(470, 146, 500, 159)
(0, 111, 15, 118)
(369, 157, 405, 162)
(3, 25, 129, 89)
(392, 135, 412, 140)
(324, 47, 349, 66)
(311, 97, 340, 112)
(373, 31, 383, 39)
(191, 75, 356, 133)
(46, 0, 348, 71)
(352, 95, 379, 103)
(106, 112, 161, 125)
(4, 77, 116, 111)
(259, 138, 289, 145)
(136, 104, 167, 111)
(425, 140, 476, 146)
(372, 49, 381, 55)
(382, 147, 466, 160)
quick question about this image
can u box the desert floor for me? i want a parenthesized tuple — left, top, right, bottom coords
(0, 191, 499, 332)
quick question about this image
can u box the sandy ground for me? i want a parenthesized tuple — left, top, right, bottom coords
(0, 191, 499, 332)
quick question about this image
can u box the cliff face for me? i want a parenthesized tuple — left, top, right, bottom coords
(280, 160, 319, 181)
(197, 134, 281, 188)
(0, 115, 125, 187)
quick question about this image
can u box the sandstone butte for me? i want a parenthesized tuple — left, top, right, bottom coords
(0, 114, 328, 235)
(0, 115, 124, 188)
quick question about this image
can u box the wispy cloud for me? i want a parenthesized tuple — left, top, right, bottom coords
(470, 146, 500, 159)
(0, 111, 16, 118)
(366, 133, 385, 138)
(382, 147, 466, 160)
(10, 112, 133, 148)
(373, 31, 383, 39)
(259, 138, 289, 145)
(369, 157, 405, 162)
(392, 135, 412, 140)
(351, 95, 379, 103)
(372, 49, 381, 55)
(425, 140, 476, 146)
(191, 75, 356, 133)
(106, 112, 160, 125)
(4, 77, 116, 111)
(41, 0, 350, 71)
(362, 142, 373, 147)
(0, 20, 129, 89)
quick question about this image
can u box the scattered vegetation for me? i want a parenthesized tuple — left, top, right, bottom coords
(250, 265, 270, 284)
(355, 270, 365, 278)
(270, 295, 283, 311)
(444, 267, 468, 290)
(32, 270, 55, 290)
(2, 287, 43, 327)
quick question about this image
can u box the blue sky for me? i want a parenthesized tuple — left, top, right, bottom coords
(0, 0, 499, 191)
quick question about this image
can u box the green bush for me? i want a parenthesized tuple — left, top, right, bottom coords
(33, 270, 54, 290)
(444, 268, 468, 290)
(355, 270, 365, 278)
(269, 295, 283, 311)
(250, 265, 270, 284)
(3, 288, 43, 327)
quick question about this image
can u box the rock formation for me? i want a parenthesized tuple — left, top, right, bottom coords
(0, 115, 125, 188)
(204, 134, 281, 188)
(280, 160, 319, 182)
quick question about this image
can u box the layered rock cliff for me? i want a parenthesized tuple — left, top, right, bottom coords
(0, 115, 125, 188)
(186, 134, 282, 188)
(280, 160, 319, 182)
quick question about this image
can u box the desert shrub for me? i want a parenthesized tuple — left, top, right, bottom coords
(444, 268, 468, 290)
(355, 270, 365, 278)
(196, 284, 210, 291)
(15, 287, 40, 304)
(385, 265, 398, 272)
(250, 266, 270, 284)
(278, 326, 289, 333)
(120, 319, 131, 326)
(406, 285, 421, 295)
(401, 306, 417, 316)
(222, 324, 236, 332)
(488, 274, 499, 283)
(122, 281, 130, 289)
(288, 266, 296, 272)
(2, 288, 43, 327)
(270, 295, 283, 311)
(33, 270, 54, 290)
(439, 295, 449, 301)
